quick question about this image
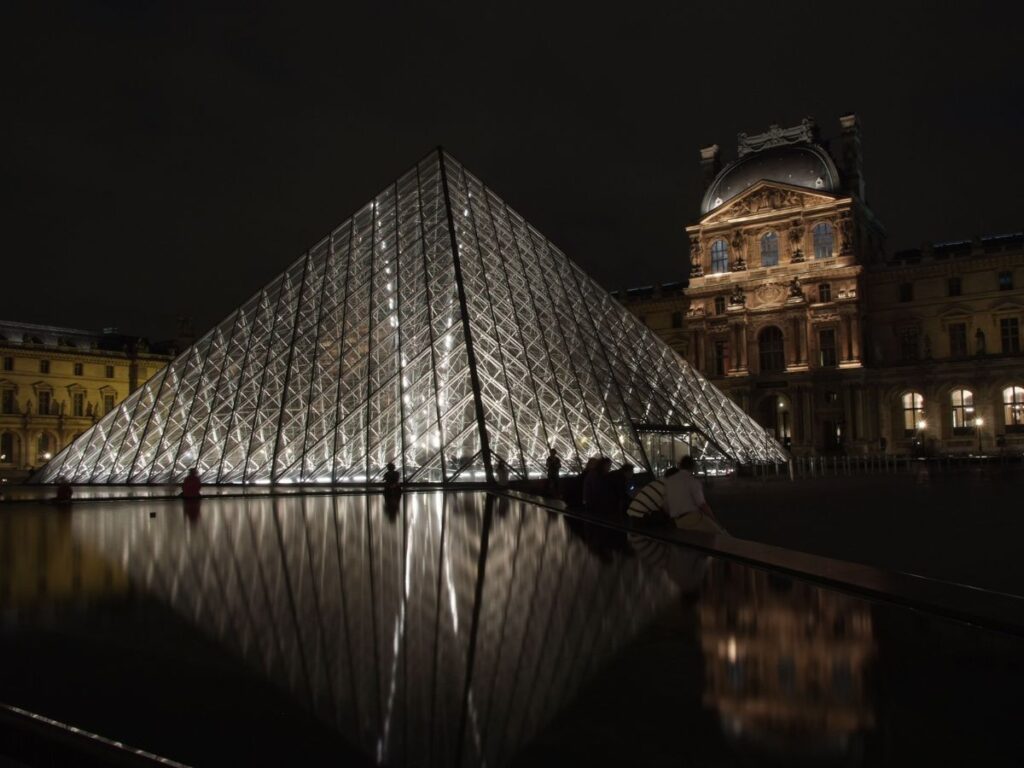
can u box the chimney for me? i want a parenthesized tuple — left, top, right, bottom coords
(699, 144, 721, 193)
(839, 114, 865, 200)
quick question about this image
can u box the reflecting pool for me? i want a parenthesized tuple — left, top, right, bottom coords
(1, 492, 1022, 765)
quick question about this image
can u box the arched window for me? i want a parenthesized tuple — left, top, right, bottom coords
(902, 392, 924, 435)
(760, 232, 779, 267)
(1003, 386, 1024, 432)
(758, 326, 786, 373)
(950, 388, 976, 432)
(710, 239, 729, 273)
(0, 432, 14, 464)
(813, 222, 834, 259)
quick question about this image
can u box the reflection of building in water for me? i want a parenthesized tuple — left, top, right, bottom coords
(0, 511, 128, 609)
(699, 561, 875, 758)
(67, 492, 677, 767)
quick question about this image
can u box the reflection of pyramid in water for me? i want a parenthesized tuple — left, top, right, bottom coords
(37, 151, 784, 485)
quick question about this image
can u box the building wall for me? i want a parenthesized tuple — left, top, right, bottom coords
(625, 116, 1024, 458)
(0, 322, 173, 481)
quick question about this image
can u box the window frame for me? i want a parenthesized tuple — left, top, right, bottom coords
(39, 359, 50, 374)
(73, 362, 84, 376)
(710, 239, 729, 273)
(812, 222, 834, 259)
(902, 392, 925, 436)
(998, 271, 1013, 291)
(105, 365, 115, 379)
(72, 391, 85, 417)
(818, 328, 838, 368)
(760, 231, 779, 267)
(948, 276, 962, 297)
(950, 388, 976, 433)
(948, 322, 968, 358)
(818, 283, 832, 303)
(1000, 317, 1020, 354)
(714, 296, 726, 315)
(758, 326, 786, 374)
(2, 357, 12, 372)
(1004, 386, 1024, 432)
(38, 390, 52, 416)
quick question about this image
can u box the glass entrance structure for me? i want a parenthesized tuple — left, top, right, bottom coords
(35, 150, 785, 486)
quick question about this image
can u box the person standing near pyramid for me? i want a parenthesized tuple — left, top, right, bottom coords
(546, 448, 561, 497)
(383, 462, 402, 495)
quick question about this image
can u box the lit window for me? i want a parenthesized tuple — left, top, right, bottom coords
(2, 357, 12, 372)
(710, 240, 729, 273)
(951, 388, 976, 432)
(671, 311, 683, 329)
(998, 271, 1013, 291)
(103, 393, 116, 414)
(948, 277, 962, 297)
(73, 362, 83, 376)
(812, 222, 834, 259)
(105, 365, 115, 379)
(818, 283, 832, 303)
(1001, 318, 1020, 353)
(760, 232, 779, 267)
(72, 391, 85, 417)
(39, 359, 50, 374)
(902, 392, 924, 435)
(714, 296, 726, 315)
(899, 283, 913, 302)
(1004, 386, 1024, 432)
(819, 329, 837, 367)
(758, 326, 786, 373)
(948, 323, 968, 357)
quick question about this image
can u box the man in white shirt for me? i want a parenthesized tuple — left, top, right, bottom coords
(662, 456, 726, 534)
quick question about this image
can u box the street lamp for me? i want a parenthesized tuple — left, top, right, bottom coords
(975, 416, 984, 455)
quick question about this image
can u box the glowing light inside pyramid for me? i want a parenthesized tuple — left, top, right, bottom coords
(36, 152, 785, 485)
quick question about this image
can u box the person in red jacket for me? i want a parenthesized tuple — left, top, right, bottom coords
(182, 468, 202, 499)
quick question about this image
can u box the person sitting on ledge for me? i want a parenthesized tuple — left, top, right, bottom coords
(383, 462, 402, 494)
(55, 478, 73, 505)
(182, 467, 202, 500)
(663, 456, 726, 534)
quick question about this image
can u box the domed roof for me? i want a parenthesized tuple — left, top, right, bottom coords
(701, 144, 840, 215)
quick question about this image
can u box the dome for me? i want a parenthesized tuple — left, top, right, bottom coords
(701, 144, 840, 215)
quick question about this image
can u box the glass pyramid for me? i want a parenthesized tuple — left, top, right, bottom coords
(36, 150, 785, 486)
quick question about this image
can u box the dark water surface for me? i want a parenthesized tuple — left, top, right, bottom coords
(1, 492, 1022, 766)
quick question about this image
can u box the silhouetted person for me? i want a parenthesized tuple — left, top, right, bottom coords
(182, 468, 202, 500)
(55, 478, 73, 505)
(546, 448, 562, 497)
(583, 456, 615, 516)
(495, 457, 510, 488)
(383, 462, 402, 494)
(607, 462, 636, 513)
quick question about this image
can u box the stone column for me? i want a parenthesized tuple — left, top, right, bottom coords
(851, 314, 862, 361)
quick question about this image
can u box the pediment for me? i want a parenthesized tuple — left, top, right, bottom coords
(937, 304, 974, 319)
(701, 180, 840, 224)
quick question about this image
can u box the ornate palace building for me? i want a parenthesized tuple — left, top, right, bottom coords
(624, 115, 1024, 456)
(0, 321, 175, 482)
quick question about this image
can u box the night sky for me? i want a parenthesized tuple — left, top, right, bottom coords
(7, 2, 1022, 342)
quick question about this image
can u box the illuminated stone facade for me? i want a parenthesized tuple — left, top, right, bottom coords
(628, 115, 1024, 456)
(0, 321, 173, 482)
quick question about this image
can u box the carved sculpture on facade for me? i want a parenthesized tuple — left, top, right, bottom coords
(755, 282, 788, 307)
(787, 276, 805, 302)
(737, 117, 818, 157)
(729, 285, 747, 307)
(839, 213, 854, 255)
(689, 240, 703, 277)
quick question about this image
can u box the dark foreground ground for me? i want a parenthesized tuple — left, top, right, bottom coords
(710, 465, 1024, 595)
